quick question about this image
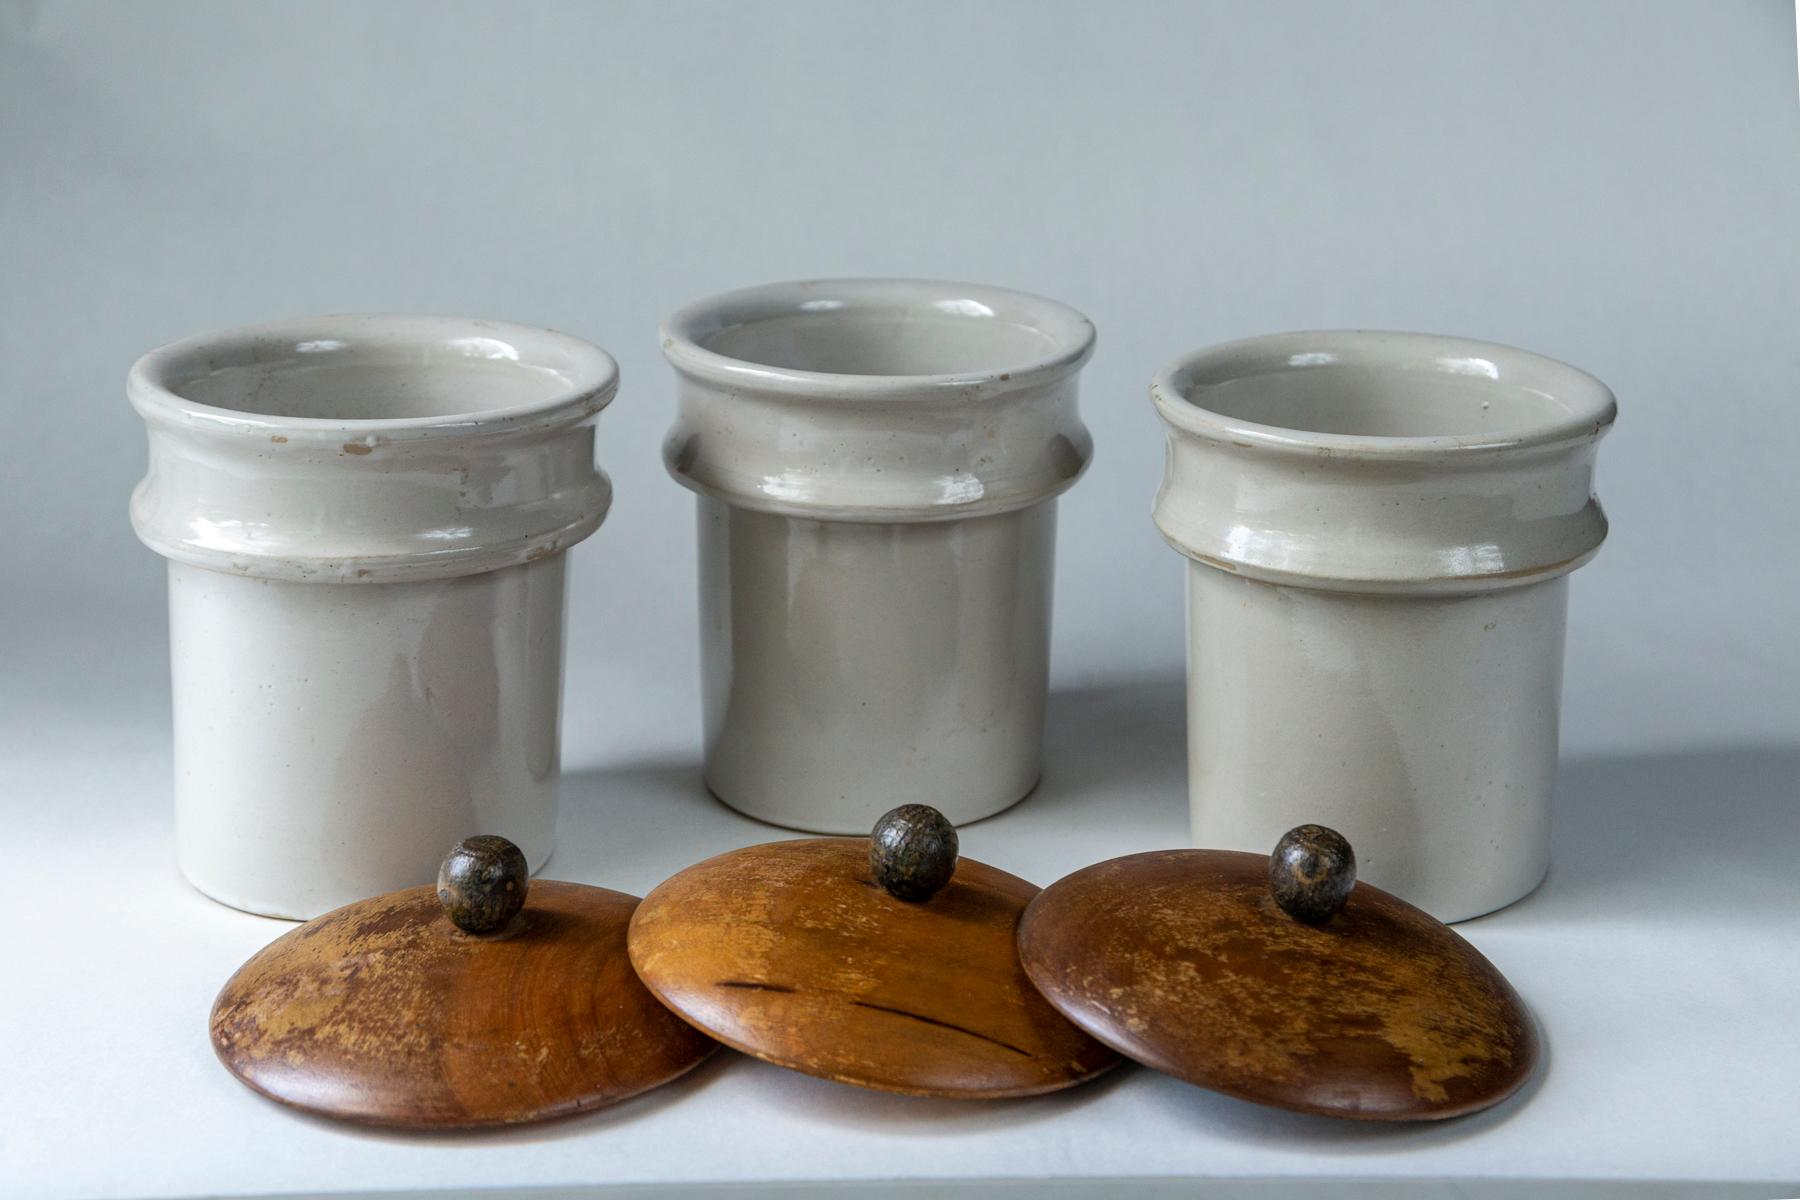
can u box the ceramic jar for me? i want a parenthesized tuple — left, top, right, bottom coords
(661, 280, 1095, 833)
(129, 315, 616, 919)
(1152, 332, 1614, 922)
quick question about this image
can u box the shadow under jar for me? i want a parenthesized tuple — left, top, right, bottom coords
(1152, 332, 1614, 923)
(129, 316, 616, 919)
(661, 280, 1096, 833)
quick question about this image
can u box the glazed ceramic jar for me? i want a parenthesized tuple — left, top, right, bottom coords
(1152, 332, 1614, 922)
(661, 280, 1095, 833)
(129, 316, 616, 919)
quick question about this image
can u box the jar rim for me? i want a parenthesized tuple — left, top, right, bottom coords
(128, 313, 618, 441)
(660, 278, 1096, 399)
(1152, 330, 1615, 460)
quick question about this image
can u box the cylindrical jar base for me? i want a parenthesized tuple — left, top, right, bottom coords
(167, 558, 567, 919)
(696, 497, 1055, 833)
(1185, 564, 1568, 922)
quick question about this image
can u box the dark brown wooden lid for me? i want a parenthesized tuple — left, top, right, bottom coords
(627, 838, 1121, 1098)
(211, 879, 716, 1129)
(1017, 849, 1539, 1121)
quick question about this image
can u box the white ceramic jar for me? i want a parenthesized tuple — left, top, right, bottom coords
(1152, 332, 1614, 922)
(129, 315, 616, 919)
(661, 280, 1096, 833)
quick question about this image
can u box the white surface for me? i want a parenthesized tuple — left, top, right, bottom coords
(3, 1, 1799, 1195)
(3, 600, 1799, 1197)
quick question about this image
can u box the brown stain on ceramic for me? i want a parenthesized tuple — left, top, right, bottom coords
(209, 881, 716, 1129)
(626, 838, 1119, 1099)
(1017, 849, 1538, 1121)
(341, 443, 373, 455)
(269, 435, 288, 444)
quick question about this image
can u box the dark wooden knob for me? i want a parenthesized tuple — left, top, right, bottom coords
(1269, 824, 1356, 923)
(869, 804, 959, 901)
(437, 835, 529, 933)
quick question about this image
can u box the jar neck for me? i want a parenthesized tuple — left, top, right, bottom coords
(131, 415, 610, 584)
(663, 372, 1092, 524)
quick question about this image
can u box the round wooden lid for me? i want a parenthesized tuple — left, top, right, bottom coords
(211, 877, 716, 1129)
(627, 837, 1121, 1098)
(1018, 848, 1540, 1121)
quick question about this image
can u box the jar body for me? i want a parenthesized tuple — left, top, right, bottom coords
(168, 558, 567, 918)
(696, 496, 1055, 833)
(660, 280, 1097, 833)
(129, 315, 616, 918)
(1152, 331, 1614, 922)
(1185, 565, 1567, 921)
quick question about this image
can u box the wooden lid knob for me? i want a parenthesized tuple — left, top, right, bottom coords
(868, 804, 958, 901)
(437, 835, 529, 933)
(1268, 824, 1356, 923)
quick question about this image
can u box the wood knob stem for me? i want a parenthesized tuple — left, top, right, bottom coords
(868, 804, 959, 901)
(437, 835, 529, 933)
(1269, 824, 1356, 923)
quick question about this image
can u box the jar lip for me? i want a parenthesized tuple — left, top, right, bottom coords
(1152, 330, 1616, 459)
(660, 278, 1096, 399)
(128, 313, 618, 440)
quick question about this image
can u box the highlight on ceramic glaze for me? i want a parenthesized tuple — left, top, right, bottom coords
(1152, 331, 1614, 922)
(660, 279, 1096, 834)
(129, 315, 617, 919)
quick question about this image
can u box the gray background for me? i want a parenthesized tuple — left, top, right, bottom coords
(3, 0, 1797, 806)
(5, 4, 1800, 1195)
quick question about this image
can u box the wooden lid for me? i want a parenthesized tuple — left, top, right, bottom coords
(627, 836, 1121, 1098)
(211, 848, 716, 1129)
(1018, 846, 1540, 1121)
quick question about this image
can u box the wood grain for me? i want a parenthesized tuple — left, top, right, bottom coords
(627, 838, 1120, 1098)
(211, 881, 716, 1129)
(1018, 850, 1539, 1121)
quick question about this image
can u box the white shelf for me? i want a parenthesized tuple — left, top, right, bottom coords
(5, 613, 1798, 1200)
